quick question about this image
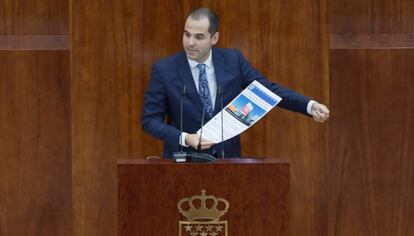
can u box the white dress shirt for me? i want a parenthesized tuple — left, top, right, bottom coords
(187, 50, 217, 108)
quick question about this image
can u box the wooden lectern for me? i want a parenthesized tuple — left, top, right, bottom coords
(118, 158, 289, 235)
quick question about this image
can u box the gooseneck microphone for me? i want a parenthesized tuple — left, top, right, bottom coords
(219, 86, 225, 159)
(173, 85, 215, 163)
(187, 94, 216, 163)
(173, 86, 188, 162)
(197, 100, 206, 151)
(179, 86, 186, 152)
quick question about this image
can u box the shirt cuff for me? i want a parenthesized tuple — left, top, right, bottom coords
(307, 100, 316, 115)
(180, 132, 189, 147)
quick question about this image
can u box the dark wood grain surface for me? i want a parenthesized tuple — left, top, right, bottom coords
(0, 35, 69, 50)
(329, 49, 414, 236)
(330, 33, 414, 49)
(0, 0, 68, 35)
(0, 1, 71, 235)
(118, 159, 289, 235)
(330, 0, 414, 34)
(0, 51, 72, 236)
(329, 0, 414, 234)
(71, 1, 120, 235)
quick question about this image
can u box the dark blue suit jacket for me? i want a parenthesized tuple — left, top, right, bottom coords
(142, 48, 310, 158)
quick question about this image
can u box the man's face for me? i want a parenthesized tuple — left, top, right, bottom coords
(183, 17, 219, 63)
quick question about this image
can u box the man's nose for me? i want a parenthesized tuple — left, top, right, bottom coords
(188, 37, 195, 46)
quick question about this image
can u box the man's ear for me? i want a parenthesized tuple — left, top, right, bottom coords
(211, 32, 220, 45)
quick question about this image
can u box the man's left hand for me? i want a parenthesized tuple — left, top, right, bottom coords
(311, 102, 330, 123)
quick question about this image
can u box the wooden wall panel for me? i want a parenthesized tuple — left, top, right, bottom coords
(0, 35, 69, 50)
(0, 51, 72, 236)
(330, 0, 414, 235)
(330, 33, 414, 49)
(330, 0, 414, 50)
(0, 0, 68, 35)
(0, 0, 70, 235)
(330, 0, 414, 34)
(113, 0, 184, 158)
(329, 50, 414, 236)
(71, 1, 119, 235)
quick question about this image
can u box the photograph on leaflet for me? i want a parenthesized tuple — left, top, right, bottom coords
(225, 94, 266, 126)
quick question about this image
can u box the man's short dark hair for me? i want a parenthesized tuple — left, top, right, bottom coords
(187, 8, 219, 35)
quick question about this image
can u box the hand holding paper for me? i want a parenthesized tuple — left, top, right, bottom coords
(185, 133, 215, 150)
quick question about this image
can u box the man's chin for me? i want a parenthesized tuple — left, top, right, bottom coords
(186, 53, 198, 61)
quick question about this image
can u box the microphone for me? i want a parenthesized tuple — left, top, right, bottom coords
(219, 86, 225, 159)
(173, 85, 215, 163)
(180, 86, 186, 152)
(197, 100, 206, 151)
(173, 86, 188, 162)
(187, 93, 216, 163)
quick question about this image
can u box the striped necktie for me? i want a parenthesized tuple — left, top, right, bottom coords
(197, 63, 213, 117)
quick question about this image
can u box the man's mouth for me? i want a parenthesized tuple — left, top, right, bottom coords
(186, 48, 198, 53)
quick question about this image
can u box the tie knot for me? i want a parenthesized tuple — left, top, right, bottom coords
(197, 63, 206, 72)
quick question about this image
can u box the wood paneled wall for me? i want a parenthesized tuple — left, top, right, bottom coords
(0, 0, 71, 235)
(330, 0, 414, 34)
(0, 51, 72, 235)
(329, 50, 414, 236)
(1, 0, 413, 235)
(71, 1, 119, 235)
(0, 0, 68, 34)
(329, 0, 414, 235)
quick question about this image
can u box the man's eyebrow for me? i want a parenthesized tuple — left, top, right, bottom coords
(183, 30, 206, 37)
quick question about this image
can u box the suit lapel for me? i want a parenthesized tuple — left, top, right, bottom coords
(212, 49, 226, 114)
(177, 52, 204, 114)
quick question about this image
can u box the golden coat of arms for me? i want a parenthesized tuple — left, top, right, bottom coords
(177, 190, 230, 236)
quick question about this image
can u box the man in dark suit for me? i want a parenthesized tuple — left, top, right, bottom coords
(142, 8, 329, 158)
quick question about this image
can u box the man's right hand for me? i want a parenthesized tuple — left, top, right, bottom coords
(185, 133, 215, 150)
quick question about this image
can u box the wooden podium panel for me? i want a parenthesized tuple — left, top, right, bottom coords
(118, 158, 289, 235)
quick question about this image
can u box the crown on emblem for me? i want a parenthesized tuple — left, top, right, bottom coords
(177, 190, 229, 222)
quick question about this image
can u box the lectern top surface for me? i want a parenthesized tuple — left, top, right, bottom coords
(117, 157, 289, 165)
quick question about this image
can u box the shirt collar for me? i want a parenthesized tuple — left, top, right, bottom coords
(187, 50, 213, 69)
